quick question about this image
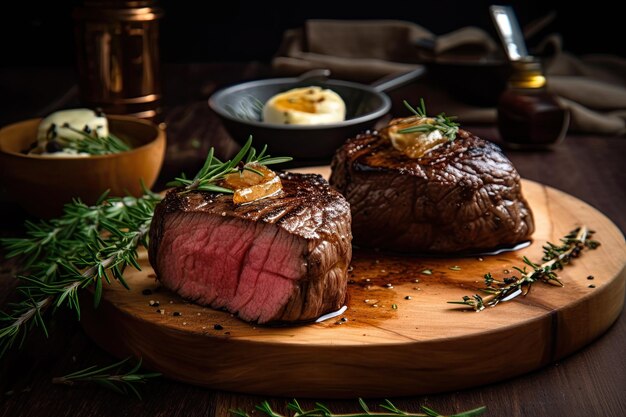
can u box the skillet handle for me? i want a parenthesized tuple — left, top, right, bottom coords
(295, 69, 331, 84)
(371, 67, 426, 93)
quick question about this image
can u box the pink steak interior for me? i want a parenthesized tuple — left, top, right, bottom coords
(155, 213, 308, 323)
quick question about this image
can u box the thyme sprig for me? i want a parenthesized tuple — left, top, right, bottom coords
(56, 124, 131, 155)
(399, 99, 459, 141)
(166, 136, 292, 194)
(0, 138, 290, 358)
(449, 226, 600, 311)
(231, 398, 486, 417)
(52, 357, 161, 399)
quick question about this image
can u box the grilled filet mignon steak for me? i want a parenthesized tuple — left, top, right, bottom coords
(329, 129, 534, 253)
(149, 173, 352, 324)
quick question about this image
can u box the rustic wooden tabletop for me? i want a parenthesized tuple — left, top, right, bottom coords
(0, 63, 624, 417)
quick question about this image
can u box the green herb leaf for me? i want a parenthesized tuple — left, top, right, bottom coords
(450, 406, 489, 417)
(52, 357, 160, 399)
(0, 137, 291, 358)
(400, 99, 460, 141)
(55, 125, 131, 155)
(358, 398, 370, 412)
(231, 398, 487, 416)
(449, 226, 599, 311)
(167, 136, 292, 194)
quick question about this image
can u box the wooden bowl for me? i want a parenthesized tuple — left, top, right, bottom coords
(0, 115, 166, 218)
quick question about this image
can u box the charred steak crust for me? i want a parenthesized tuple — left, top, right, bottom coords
(330, 129, 534, 253)
(149, 173, 352, 324)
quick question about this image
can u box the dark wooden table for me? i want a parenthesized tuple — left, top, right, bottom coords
(0, 63, 624, 417)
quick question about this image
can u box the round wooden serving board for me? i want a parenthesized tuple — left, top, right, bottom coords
(81, 167, 626, 398)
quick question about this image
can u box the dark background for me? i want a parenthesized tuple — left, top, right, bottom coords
(0, 0, 623, 68)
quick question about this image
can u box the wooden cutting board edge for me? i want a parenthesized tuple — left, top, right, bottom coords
(79, 175, 626, 398)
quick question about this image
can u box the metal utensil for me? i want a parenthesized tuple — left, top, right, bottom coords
(489, 5, 529, 61)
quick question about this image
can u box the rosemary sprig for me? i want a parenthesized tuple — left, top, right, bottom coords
(399, 99, 459, 141)
(52, 357, 161, 399)
(0, 138, 290, 358)
(449, 226, 600, 311)
(1, 190, 159, 280)
(166, 135, 292, 194)
(0, 191, 159, 356)
(56, 124, 131, 155)
(231, 398, 486, 417)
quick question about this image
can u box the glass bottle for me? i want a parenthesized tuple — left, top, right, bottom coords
(73, 0, 164, 120)
(497, 58, 569, 149)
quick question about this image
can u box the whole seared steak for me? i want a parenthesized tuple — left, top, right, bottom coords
(149, 173, 351, 324)
(330, 128, 534, 253)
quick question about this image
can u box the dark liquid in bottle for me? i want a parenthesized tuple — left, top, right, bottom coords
(497, 89, 569, 148)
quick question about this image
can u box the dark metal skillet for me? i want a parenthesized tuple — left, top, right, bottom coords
(208, 68, 425, 162)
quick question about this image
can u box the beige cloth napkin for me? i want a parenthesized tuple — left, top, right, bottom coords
(272, 20, 626, 135)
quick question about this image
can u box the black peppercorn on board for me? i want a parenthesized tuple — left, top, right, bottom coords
(80, 168, 626, 398)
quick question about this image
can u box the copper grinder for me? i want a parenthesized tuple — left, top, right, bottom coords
(73, 0, 163, 120)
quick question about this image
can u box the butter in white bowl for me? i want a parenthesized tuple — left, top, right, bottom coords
(262, 86, 346, 125)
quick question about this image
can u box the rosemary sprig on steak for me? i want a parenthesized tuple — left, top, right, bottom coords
(167, 135, 292, 194)
(399, 99, 460, 141)
(0, 138, 290, 357)
(52, 357, 161, 399)
(449, 226, 600, 311)
(231, 398, 486, 417)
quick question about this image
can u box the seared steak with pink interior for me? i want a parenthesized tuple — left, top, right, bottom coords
(330, 129, 534, 253)
(149, 173, 351, 324)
